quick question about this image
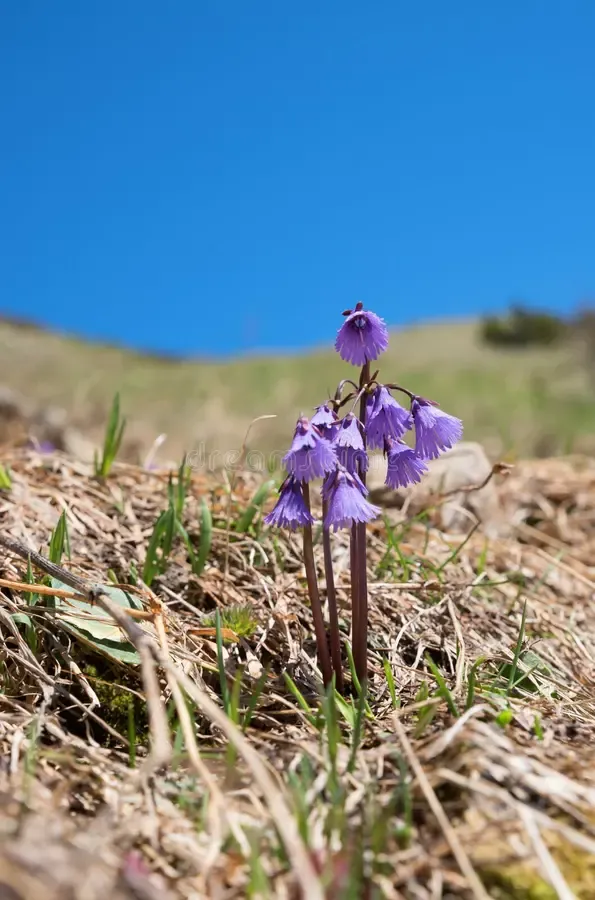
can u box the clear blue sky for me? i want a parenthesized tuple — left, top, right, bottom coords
(1, 2, 594, 356)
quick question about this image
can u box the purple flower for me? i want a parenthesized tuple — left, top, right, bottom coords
(366, 385, 413, 450)
(323, 466, 381, 532)
(385, 438, 428, 489)
(311, 403, 339, 440)
(333, 414, 368, 474)
(35, 440, 56, 454)
(412, 397, 463, 460)
(264, 475, 315, 531)
(283, 417, 338, 482)
(335, 302, 389, 366)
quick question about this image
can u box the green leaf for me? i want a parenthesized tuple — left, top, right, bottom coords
(383, 658, 400, 709)
(95, 392, 126, 477)
(194, 498, 212, 576)
(506, 599, 528, 696)
(176, 518, 197, 570)
(283, 673, 317, 727)
(0, 463, 12, 490)
(51, 579, 143, 664)
(143, 507, 176, 586)
(425, 653, 459, 717)
(236, 479, 275, 533)
(49, 510, 70, 565)
(175, 454, 191, 519)
(333, 691, 356, 728)
(496, 707, 513, 728)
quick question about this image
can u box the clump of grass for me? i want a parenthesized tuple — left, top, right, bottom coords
(143, 455, 212, 586)
(94, 391, 126, 478)
(201, 604, 259, 641)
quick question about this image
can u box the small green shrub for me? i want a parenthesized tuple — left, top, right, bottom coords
(481, 305, 566, 347)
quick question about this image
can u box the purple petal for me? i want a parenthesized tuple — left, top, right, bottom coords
(333, 414, 368, 474)
(335, 305, 389, 366)
(311, 403, 340, 441)
(412, 398, 463, 460)
(366, 386, 413, 450)
(324, 467, 380, 532)
(311, 403, 337, 428)
(283, 417, 338, 481)
(385, 440, 428, 489)
(264, 475, 315, 530)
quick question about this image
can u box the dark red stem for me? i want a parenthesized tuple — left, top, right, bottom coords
(353, 361, 371, 685)
(322, 509, 344, 693)
(302, 483, 333, 687)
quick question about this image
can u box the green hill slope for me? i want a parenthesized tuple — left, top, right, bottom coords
(0, 317, 592, 463)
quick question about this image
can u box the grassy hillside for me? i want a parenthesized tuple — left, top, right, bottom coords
(0, 317, 593, 462)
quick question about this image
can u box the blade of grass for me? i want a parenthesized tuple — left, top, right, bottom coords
(96, 392, 126, 477)
(0, 463, 12, 490)
(436, 522, 480, 575)
(283, 673, 317, 727)
(49, 510, 70, 565)
(465, 656, 486, 709)
(236, 479, 275, 534)
(425, 653, 459, 717)
(347, 682, 367, 773)
(383, 658, 400, 709)
(194, 498, 212, 576)
(215, 610, 231, 715)
(242, 666, 269, 731)
(506, 599, 528, 696)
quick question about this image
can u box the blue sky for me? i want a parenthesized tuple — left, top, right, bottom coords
(1, 2, 594, 356)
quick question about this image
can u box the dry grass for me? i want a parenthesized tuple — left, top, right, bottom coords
(0, 446, 594, 897)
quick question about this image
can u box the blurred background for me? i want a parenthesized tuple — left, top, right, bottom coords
(1, 2, 594, 464)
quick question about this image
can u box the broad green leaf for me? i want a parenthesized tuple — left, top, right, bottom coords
(51, 579, 143, 664)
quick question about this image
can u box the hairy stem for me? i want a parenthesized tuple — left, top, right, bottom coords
(302, 483, 333, 686)
(350, 522, 360, 681)
(384, 382, 415, 401)
(353, 361, 371, 685)
(322, 507, 344, 693)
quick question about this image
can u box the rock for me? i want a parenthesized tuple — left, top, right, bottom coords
(367, 441, 508, 536)
(0, 388, 31, 445)
(27, 405, 96, 461)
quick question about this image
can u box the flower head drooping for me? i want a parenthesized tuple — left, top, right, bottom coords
(385, 438, 428, 489)
(333, 414, 368, 474)
(323, 465, 381, 532)
(283, 417, 338, 482)
(335, 302, 389, 366)
(366, 385, 413, 450)
(264, 475, 315, 531)
(311, 402, 339, 441)
(411, 397, 463, 460)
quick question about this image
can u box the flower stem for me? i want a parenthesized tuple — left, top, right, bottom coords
(384, 382, 415, 401)
(353, 361, 371, 685)
(350, 522, 360, 681)
(302, 483, 333, 687)
(322, 510, 344, 693)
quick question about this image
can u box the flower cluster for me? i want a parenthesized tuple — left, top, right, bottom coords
(266, 305, 462, 533)
(263, 302, 462, 686)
